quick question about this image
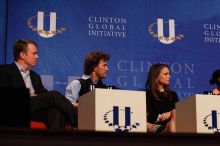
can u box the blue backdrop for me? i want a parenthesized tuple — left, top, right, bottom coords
(0, 0, 7, 64)
(3, 0, 220, 100)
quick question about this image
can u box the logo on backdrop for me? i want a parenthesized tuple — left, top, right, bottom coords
(203, 110, 220, 133)
(116, 60, 195, 100)
(88, 16, 127, 38)
(203, 23, 220, 43)
(103, 106, 140, 132)
(27, 11, 65, 38)
(148, 18, 184, 44)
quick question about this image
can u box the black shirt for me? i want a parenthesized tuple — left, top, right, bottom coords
(146, 89, 179, 125)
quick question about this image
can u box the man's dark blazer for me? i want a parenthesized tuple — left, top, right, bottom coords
(0, 63, 47, 94)
(0, 63, 78, 128)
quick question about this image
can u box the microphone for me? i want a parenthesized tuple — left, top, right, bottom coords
(106, 85, 118, 89)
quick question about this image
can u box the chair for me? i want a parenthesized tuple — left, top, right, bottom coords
(30, 121, 47, 129)
(30, 121, 74, 130)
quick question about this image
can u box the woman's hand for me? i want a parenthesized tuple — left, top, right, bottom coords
(157, 111, 171, 122)
(147, 122, 160, 132)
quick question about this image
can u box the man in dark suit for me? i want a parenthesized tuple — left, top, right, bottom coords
(0, 39, 77, 129)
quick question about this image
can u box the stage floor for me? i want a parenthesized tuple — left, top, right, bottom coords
(0, 128, 220, 146)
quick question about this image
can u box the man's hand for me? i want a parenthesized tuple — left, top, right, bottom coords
(73, 102, 78, 108)
(212, 88, 220, 95)
(30, 94, 38, 97)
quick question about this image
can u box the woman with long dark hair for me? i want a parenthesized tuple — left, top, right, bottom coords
(145, 63, 178, 133)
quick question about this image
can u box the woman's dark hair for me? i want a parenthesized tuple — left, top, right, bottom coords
(209, 69, 220, 86)
(83, 50, 110, 75)
(145, 63, 171, 100)
(13, 39, 37, 61)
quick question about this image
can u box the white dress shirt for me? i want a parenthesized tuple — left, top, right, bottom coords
(15, 62, 35, 94)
